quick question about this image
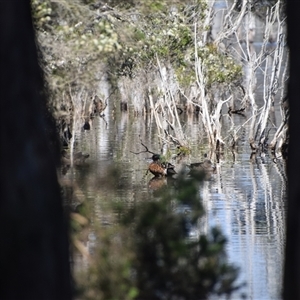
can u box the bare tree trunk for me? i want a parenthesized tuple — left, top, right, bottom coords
(0, 1, 72, 299)
(283, 1, 300, 299)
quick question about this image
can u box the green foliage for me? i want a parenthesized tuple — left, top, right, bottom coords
(56, 18, 121, 53)
(198, 43, 243, 85)
(79, 226, 138, 300)
(31, 0, 52, 29)
(177, 145, 192, 156)
(126, 7, 194, 67)
(143, 1, 166, 12)
(31, 0, 243, 115)
(79, 171, 240, 299)
(175, 64, 196, 87)
(32, 1, 122, 84)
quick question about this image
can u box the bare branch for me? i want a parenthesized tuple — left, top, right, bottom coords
(130, 137, 156, 155)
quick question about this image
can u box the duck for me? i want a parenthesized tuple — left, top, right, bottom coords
(148, 154, 177, 177)
(148, 177, 167, 191)
(187, 158, 216, 178)
(148, 154, 167, 177)
(83, 119, 91, 130)
(162, 162, 177, 177)
(93, 95, 107, 117)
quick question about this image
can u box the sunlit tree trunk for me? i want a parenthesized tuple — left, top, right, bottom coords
(284, 1, 300, 299)
(0, 1, 72, 299)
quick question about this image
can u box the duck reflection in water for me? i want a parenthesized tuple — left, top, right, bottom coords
(61, 150, 90, 175)
(148, 177, 168, 192)
(61, 150, 90, 166)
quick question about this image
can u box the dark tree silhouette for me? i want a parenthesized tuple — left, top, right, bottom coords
(0, 1, 72, 299)
(284, 1, 300, 299)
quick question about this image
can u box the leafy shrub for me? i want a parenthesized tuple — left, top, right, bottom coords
(79, 171, 240, 300)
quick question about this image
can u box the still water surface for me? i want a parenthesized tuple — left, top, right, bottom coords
(68, 112, 286, 300)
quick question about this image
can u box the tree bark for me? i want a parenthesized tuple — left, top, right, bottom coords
(0, 1, 72, 299)
(284, 1, 300, 299)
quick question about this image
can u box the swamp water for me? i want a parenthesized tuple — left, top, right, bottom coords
(66, 111, 286, 300)
(57, 1, 287, 298)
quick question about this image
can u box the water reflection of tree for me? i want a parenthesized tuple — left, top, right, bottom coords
(198, 151, 286, 297)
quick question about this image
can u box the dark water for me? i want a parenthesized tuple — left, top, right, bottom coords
(67, 111, 286, 300)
